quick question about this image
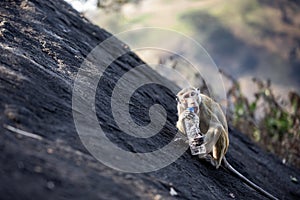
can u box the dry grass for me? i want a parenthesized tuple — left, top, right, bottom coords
(222, 70, 300, 169)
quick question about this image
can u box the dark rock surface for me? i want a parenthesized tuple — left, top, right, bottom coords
(0, 0, 299, 199)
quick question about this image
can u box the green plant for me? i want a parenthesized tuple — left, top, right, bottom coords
(223, 72, 300, 168)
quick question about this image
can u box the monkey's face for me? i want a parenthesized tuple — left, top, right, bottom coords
(176, 88, 201, 114)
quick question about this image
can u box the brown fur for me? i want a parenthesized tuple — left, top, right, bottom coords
(176, 87, 229, 168)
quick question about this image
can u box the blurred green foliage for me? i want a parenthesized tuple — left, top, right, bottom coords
(84, 0, 300, 168)
(224, 72, 300, 168)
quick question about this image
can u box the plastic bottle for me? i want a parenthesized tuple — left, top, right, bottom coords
(184, 107, 206, 155)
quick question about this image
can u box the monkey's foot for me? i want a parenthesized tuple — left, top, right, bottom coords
(201, 154, 218, 168)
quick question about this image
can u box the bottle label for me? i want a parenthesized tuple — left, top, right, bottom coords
(184, 107, 204, 155)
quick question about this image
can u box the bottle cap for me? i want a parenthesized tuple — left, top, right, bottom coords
(187, 107, 194, 112)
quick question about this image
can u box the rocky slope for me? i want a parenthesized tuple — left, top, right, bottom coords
(0, 0, 299, 199)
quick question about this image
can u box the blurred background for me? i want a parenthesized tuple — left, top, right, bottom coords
(65, 0, 300, 168)
(66, 0, 299, 96)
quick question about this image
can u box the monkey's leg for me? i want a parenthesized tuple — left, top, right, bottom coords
(203, 126, 222, 154)
(212, 146, 223, 169)
(201, 125, 228, 169)
(212, 129, 227, 168)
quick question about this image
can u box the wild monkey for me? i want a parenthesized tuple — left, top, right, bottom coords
(176, 87, 228, 168)
(176, 87, 278, 200)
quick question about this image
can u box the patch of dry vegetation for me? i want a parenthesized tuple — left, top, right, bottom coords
(223, 71, 300, 168)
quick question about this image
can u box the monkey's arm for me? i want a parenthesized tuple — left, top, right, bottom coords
(199, 99, 229, 167)
(176, 120, 185, 135)
(200, 101, 228, 153)
(176, 111, 204, 145)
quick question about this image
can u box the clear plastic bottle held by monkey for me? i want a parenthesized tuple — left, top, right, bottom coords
(184, 107, 206, 155)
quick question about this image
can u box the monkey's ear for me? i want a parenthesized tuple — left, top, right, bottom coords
(196, 88, 202, 103)
(176, 96, 181, 104)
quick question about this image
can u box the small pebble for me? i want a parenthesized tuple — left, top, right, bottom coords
(153, 194, 162, 200)
(47, 148, 54, 154)
(169, 187, 178, 196)
(34, 166, 42, 173)
(47, 181, 55, 190)
(290, 176, 298, 183)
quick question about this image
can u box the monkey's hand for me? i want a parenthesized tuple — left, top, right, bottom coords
(192, 135, 204, 146)
(179, 110, 195, 121)
(174, 136, 204, 146)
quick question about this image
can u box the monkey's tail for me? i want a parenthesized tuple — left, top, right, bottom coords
(222, 157, 278, 200)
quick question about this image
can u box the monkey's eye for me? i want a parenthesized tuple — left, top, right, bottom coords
(191, 92, 195, 96)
